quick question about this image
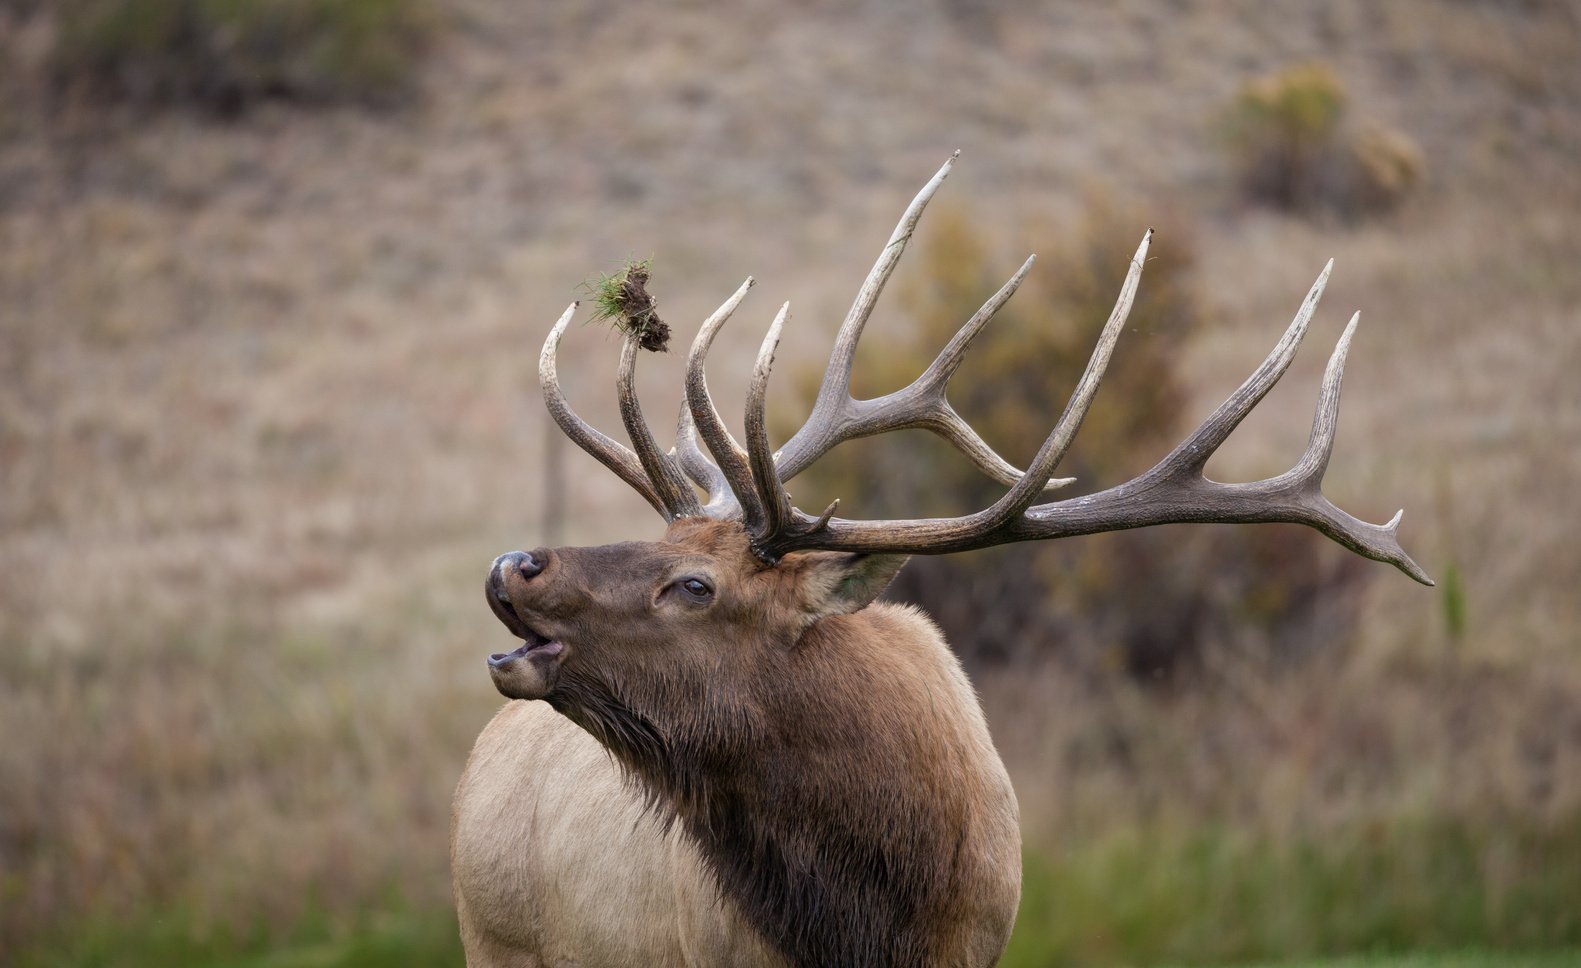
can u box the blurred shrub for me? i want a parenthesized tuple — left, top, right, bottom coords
(1222, 63, 1423, 218)
(1344, 120, 1427, 212)
(1223, 63, 1346, 211)
(781, 199, 1366, 679)
(49, 0, 435, 114)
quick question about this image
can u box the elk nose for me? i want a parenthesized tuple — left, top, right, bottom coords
(518, 551, 545, 580)
(495, 550, 545, 582)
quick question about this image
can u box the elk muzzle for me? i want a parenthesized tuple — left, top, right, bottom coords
(485, 550, 566, 701)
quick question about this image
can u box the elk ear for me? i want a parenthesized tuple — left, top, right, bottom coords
(795, 552, 910, 619)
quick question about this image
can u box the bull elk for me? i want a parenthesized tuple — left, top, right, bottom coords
(450, 153, 1430, 968)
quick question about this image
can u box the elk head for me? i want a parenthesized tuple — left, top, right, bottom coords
(483, 516, 905, 746)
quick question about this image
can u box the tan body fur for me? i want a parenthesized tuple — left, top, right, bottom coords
(451, 701, 786, 968)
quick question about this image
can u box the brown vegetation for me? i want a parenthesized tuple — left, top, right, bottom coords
(1221, 62, 1426, 218)
(1, 0, 1578, 962)
(45, 0, 435, 113)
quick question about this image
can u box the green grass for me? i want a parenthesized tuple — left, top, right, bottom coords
(13, 797, 1579, 968)
(1222, 956, 1580, 968)
(1001, 817, 1581, 968)
(15, 880, 1578, 968)
(24, 915, 1577, 968)
(18, 907, 464, 968)
(18, 812, 1581, 967)
(212, 921, 464, 968)
(207, 948, 1581, 968)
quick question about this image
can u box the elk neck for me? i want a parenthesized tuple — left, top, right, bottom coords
(547, 598, 1017, 968)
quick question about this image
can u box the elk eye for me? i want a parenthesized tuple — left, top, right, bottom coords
(677, 577, 713, 601)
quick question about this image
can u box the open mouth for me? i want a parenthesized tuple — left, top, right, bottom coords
(486, 567, 564, 667)
(488, 628, 563, 668)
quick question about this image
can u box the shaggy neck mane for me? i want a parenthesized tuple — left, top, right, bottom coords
(549, 612, 974, 968)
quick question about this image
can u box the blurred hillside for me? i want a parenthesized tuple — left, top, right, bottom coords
(2, 1, 1579, 965)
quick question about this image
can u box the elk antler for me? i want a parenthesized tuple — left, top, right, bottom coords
(755, 259, 1431, 585)
(540, 154, 1431, 585)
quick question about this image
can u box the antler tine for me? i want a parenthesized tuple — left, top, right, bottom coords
(540, 302, 669, 517)
(745, 302, 793, 543)
(686, 277, 768, 532)
(1299, 310, 1358, 483)
(905, 257, 1065, 488)
(774, 252, 1069, 492)
(1270, 311, 1431, 583)
(1152, 258, 1333, 478)
(766, 229, 1147, 551)
(916, 256, 1037, 391)
(973, 228, 1152, 529)
(1016, 297, 1429, 583)
(673, 403, 740, 518)
(776, 151, 959, 474)
(617, 337, 702, 520)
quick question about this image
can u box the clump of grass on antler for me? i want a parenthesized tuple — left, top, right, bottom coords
(580, 258, 671, 352)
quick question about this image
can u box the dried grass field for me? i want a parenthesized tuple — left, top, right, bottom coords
(2, 1, 1579, 965)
